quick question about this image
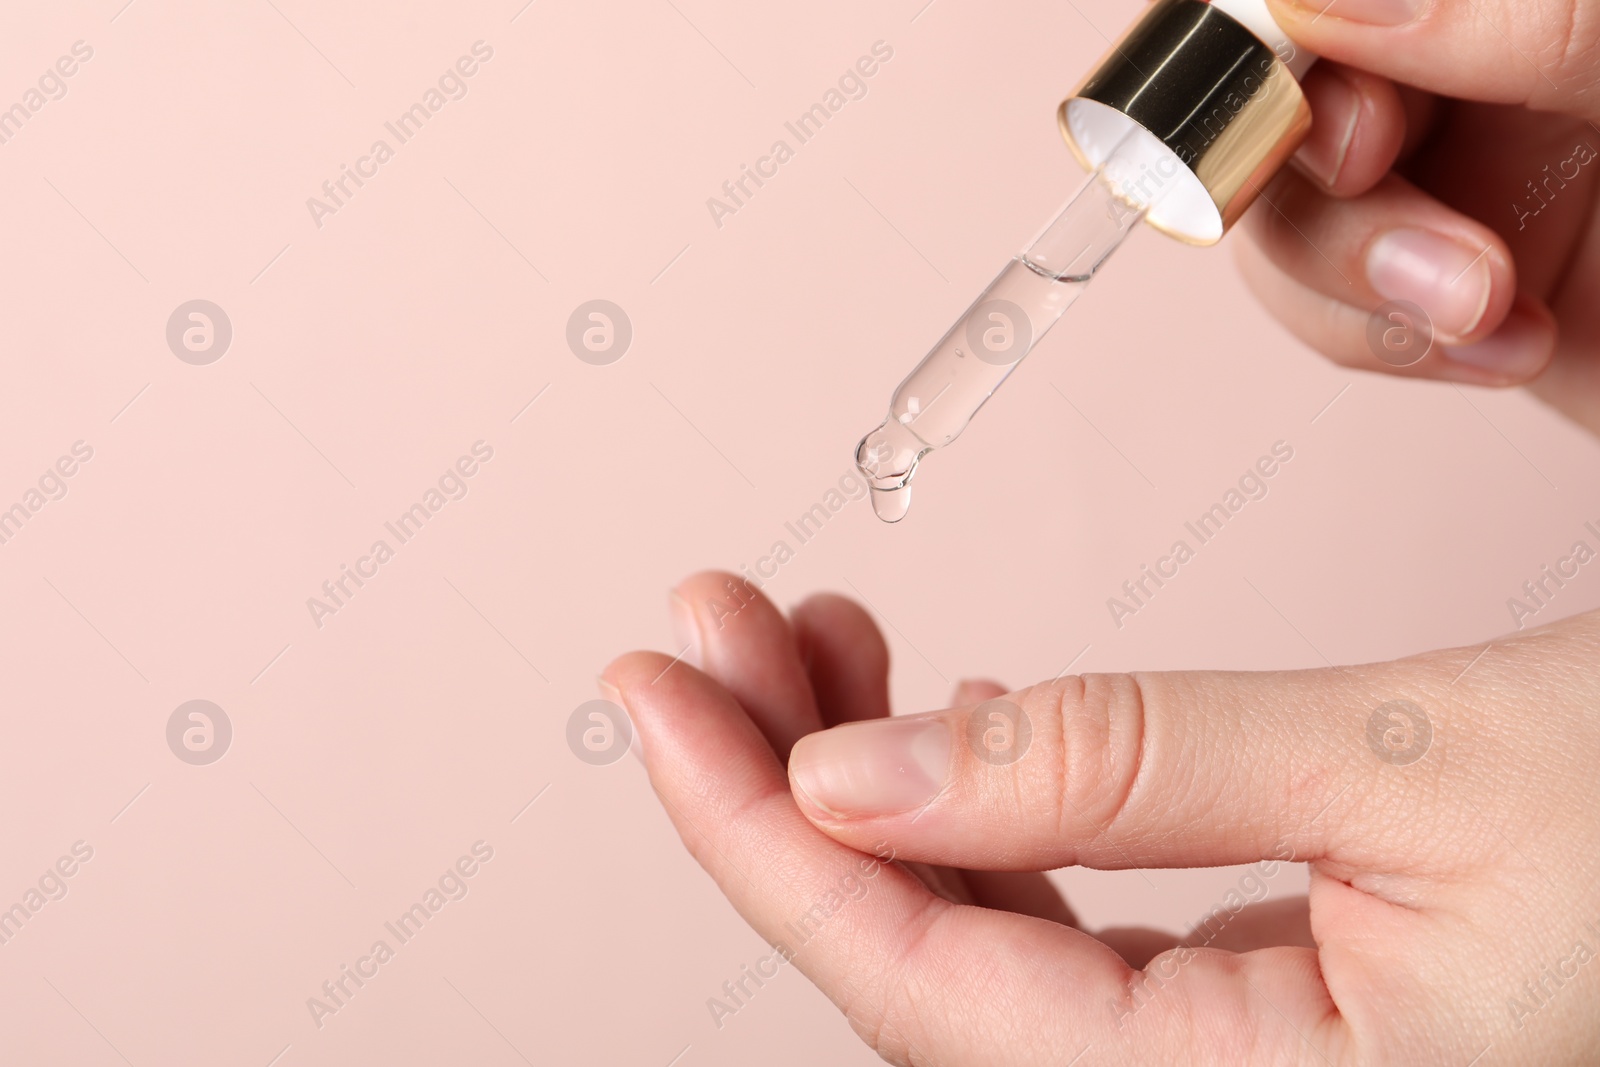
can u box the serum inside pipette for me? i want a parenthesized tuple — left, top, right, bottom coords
(856, 153, 1164, 522)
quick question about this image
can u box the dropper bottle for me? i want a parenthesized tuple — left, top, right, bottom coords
(856, 0, 1317, 522)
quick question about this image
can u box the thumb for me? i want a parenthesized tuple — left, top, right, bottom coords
(1268, 0, 1600, 118)
(787, 657, 1447, 872)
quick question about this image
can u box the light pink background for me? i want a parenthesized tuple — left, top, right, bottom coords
(2, 0, 1597, 1063)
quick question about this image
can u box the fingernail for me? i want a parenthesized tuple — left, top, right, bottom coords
(1366, 229, 1491, 339)
(1280, 0, 1424, 26)
(596, 676, 645, 765)
(1442, 306, 1552, 379)
(668, 589, 701, 670)
(1294, 70, 1359, 188)
(789, 716, 951, 819)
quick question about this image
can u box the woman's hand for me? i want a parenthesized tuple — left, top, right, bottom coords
(1238, 0, 1600, 432)
(602, 570, 1600, 1065)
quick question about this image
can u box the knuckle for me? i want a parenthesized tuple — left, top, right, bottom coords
(1041, 672, 1150, 847)
(842, 899, 952, 1066)
(1534, 0, 1600, 108)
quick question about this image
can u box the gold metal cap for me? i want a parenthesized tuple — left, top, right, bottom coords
(1059, 0, 1311, 244)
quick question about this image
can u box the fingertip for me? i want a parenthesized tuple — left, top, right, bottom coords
(791, 592, 892, 725)
(1363, 221, 1515, 345)
(1240, 167, 1524, 376)
(791, 593, 886, 665)
(670, 569, 762, 637)
(1263, 0, 1316, 29)
(669, 569, 821, 756)
(1439, 293, 1558, 386)
(596, 651, 683, 770)
(785, 712, 953, 824)
(786, 741, 839, 822)
(598, 650, 683, 713)
(1290, 64, 1405, 196)
(785, 728, 871, 833)
(951, 679, 1008, 706)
